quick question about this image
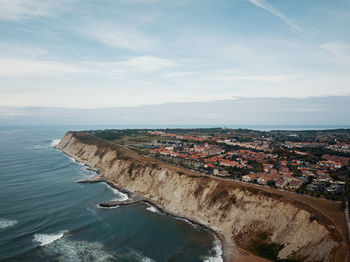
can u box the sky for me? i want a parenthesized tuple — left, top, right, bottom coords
(0, 0, 349, 125)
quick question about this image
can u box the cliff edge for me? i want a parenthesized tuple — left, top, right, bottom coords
(57, 131, 349, 262)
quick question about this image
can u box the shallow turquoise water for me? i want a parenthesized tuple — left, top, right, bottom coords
(0, 126, 221, 262)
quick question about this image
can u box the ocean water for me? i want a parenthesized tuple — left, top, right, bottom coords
(0, 126, 221, 262)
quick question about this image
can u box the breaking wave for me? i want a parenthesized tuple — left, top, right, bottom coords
(68, 156, 76, 163)
(202, 237, 223, 262)
(50, 139, 61, 147)
(0, 218, 18, 229)
(146, 205, 160, 214)
(39, 236, 115, 262)
(104, 183, 129, 201)
(33, 232, 65, 247)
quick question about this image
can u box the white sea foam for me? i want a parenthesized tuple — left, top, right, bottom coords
(0, 218, 18, 229)
(202, 238, 224, 262)
(172, 215, 198, 229)
(104, 182, 129, 201)
(33, 232, 65, 246)
(146, 205, 160, 214)
(68, 156, 76, 163)
(77, 166, 96, 179)
(36, 232, 154, 262)
(50, 139, 61, 147)
(41, 237, 114, 262)
(142, 258, 155, 262)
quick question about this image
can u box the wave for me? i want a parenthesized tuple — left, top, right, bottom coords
(68, 156, 76, 163)
(40, 237, 115, 262)
(103, 182, 129, 201)
(33, 232, 65, 247)
(77, 166, 97, 180)
(172, 215, 199, 230)
(142, 259, 155, 262)
(0, 218, 18, 229)
(50, 139, 61, 147)
(146, 205, 160, 214)
(146, 205, 199, 229)
(202, 238, 223, 262)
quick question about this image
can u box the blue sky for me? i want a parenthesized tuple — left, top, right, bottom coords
(0, 0, 349, 109)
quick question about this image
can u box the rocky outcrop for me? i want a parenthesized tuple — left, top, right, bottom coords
(57, 131, 347, 262)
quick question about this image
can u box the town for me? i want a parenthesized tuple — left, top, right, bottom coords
(92, 128, 350, 202)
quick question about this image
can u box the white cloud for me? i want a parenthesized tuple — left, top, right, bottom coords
(247, 0, 304, 34)
(0, 57, 90, 76)
(0, 0, 74, 20)
(116, 56, 176, 72)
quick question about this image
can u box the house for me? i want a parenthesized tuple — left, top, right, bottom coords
(286, 178, 304, 190)
(276, 178, 287, 188)
(242, 173, 262, 182)
(218, 170, 231, 177)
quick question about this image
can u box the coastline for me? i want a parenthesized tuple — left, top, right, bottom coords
(58, 145, 235, 261)
(55, 132, 348, 262)
(77, 174, 235, 262)
(61, 140, 237, 261)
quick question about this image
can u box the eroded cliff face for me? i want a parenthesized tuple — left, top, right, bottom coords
(57, 132, 345, 262)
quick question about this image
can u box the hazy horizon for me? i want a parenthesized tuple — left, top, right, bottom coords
(1, 96, 349, 127)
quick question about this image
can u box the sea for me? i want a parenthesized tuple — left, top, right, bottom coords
(0, 126, 222, 262)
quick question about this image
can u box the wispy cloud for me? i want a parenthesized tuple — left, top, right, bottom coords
(247, 0, 304, 34)
(85, 23, 157, 52)
(0, 0, 74, 20)
(320, 41, 350, 65)
(116, 56, 176, 72)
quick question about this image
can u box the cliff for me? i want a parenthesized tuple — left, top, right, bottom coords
(57, 131, 349, 262)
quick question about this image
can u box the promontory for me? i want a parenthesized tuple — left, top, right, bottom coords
(57, 130, 349, 262)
